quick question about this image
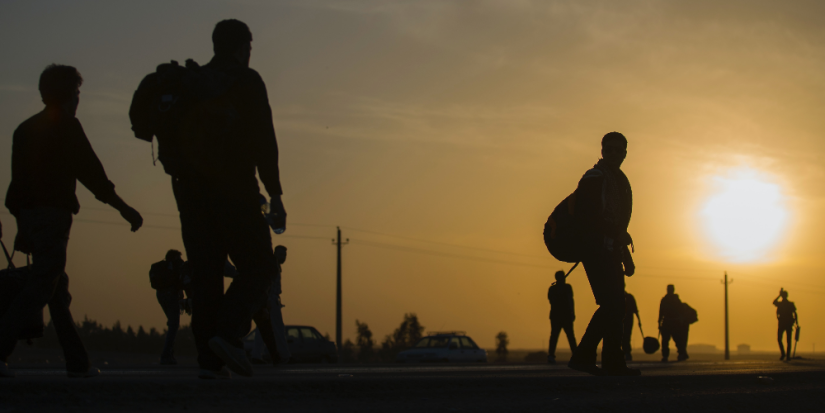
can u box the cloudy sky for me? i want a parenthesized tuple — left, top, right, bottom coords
(2, 0, 825, 351)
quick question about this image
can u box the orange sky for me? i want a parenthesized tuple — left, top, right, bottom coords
(2, 0, 825, 352)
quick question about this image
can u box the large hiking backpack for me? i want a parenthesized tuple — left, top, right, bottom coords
(129, 59, 237, 178)
(149, 260, 181, 290)
(681, 302, 698, 325)
(0, 241, 44, 340)
(543, 193, 588, 263)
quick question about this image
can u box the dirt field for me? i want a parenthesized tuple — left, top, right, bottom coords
(1, 347, 824, 413)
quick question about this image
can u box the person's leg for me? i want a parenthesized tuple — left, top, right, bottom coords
(563, 323, 577, 354)
(549, 321, 562, 359)
(777, 327, 785, 359)
(661, 328, 672, 361)
(0, 208, 72, 365)
(268, 294, 291, 363)
(677, 324, 689, 360)
(250, 310, 268, 361)
(573, 249, 626, 370)
(622, 318, 633, 359)
(173, 178, 226, 372)
(785, 326, 793, 359)
(218, 197, 275, 347)
(156, 290, 181, 362)
(47, 272, 90, 373)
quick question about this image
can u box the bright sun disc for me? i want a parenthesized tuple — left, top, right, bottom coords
(701, 169, 789, 262)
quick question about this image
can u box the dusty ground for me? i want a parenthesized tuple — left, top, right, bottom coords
(1, 349, 823, 413)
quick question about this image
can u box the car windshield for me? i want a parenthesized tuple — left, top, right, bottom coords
(415, 336, 451, 348)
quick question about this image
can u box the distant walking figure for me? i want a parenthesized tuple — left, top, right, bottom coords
(622, 290, 639, 361)
(250, 245, 291, 364)
(658, 285, 688, 362)
(1, 65, 143, 378)
(567, 132, 639, 377)
(773, 288, 797, 361)
(149, 250, 188, 365)
(547, 270, 577, 364)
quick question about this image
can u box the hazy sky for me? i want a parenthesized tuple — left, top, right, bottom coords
(2, 0, 825, 352)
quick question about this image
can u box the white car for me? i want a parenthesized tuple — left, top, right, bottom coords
(396, 333, 487, 363)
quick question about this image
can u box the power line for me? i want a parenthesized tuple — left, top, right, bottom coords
(342, 226, 547, 259)
(349, 238, 555, 270)
(78, 207, 335, 228)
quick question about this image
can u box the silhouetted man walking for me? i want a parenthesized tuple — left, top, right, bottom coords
(773, 288, 797, 361)
(149, 249, 187, 365)
(622, 290, 639, 361)
(1, 65, 143, 378)
(163, 20, 286, 379)
(567, 132, 639, 376)
(659, 284, 688, 362)
(547, 270, 576, 364)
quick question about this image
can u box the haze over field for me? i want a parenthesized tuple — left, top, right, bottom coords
(2, 0, 825, 352)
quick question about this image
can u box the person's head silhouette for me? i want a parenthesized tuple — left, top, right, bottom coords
(780, 289, 788, 299)
(601, 132, 627, 169)
(165, 249, 184, 266)
(213, 19, 253, 67)
(667, 284, 675, 295)
(555, 270, 566, 284)
(39, 64, 82, 116)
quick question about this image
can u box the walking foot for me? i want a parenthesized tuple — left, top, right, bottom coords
(208, 337, 253, 377)
(567, 360, 606, 376)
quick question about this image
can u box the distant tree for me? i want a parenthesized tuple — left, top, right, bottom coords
(495, 331, 509, 362)
(355, 320, 375, 362)
(339, 339, 356, 363)
(34, 317, 197, 356)
(379, 313, 425, 362)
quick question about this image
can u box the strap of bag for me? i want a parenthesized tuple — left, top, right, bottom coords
(1, 240, 15, 270)
(638, 320, 645, 340)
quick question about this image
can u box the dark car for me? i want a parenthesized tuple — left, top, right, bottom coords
(243, 325, 338, 364)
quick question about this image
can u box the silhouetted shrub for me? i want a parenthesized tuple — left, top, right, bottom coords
(495, 331, 509, 362)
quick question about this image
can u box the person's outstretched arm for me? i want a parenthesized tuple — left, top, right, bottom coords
(70, 119, 142, 231)
(245, 71, 285, 227)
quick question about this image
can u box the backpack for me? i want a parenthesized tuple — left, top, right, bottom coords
(129, 59, 237, 178)
(543, 193, 588, 263)
(149, 260, 181, 290)
(681, 302, 698, 324)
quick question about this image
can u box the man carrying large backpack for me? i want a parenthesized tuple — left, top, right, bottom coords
(2, 64, 143, 378)
(131, 20, 285, 379)
(150, 249, 188, 365)
(566, 132, 639, 376)
(658, 284, 688, 362)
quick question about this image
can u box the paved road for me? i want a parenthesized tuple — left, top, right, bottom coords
(2, 359, 824, 412)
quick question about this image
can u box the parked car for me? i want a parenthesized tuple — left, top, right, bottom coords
(243, 325, 338, 364)
(396, 332, 487, 363)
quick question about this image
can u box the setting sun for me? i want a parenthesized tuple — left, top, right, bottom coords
(700, 168, 789, 262)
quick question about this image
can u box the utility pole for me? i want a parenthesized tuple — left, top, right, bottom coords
(332, 227, 348, 351)
(722, 271, 733, 361)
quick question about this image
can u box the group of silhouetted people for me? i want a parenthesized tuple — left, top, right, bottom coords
(0, 15, 809, 381)
(0, 19, 288, 379)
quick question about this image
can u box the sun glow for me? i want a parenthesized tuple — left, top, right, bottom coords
(700, 168, 789, 263)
